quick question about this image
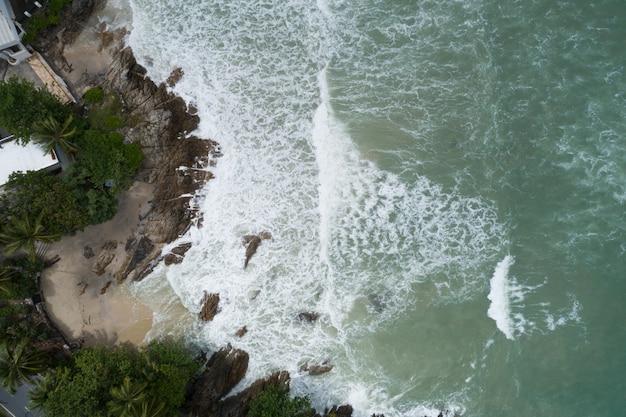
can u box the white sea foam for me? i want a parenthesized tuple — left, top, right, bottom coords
(487, 255, 516, 340)
(126, 0, 509, 415)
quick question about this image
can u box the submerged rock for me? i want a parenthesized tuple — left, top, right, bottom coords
(300, 361, 334, 376)
(297, 311, 320, 323)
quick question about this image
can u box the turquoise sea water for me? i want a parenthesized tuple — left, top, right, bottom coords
(123, 0, 626, 415)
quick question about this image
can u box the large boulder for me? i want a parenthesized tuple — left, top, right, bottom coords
(189, 345, 249, 416)
(211, 370, 291, 417)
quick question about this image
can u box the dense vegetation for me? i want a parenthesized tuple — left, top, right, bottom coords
(0, 61, 314, 417)
(0, 79, 142, 237)
(21, 0, 74, 43)
(248, 387, 313, 417)
(29, 340, 200, 417)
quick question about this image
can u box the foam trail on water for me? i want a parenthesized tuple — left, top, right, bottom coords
(487, 255, 515, 340)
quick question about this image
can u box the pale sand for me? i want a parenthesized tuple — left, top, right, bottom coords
(40, 181, 155, 346)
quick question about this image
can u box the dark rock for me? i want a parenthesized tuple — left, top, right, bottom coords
(211, 370, 291, 417)
(243, 235, 262, 269)
(297, 312, 319, 323)
(91, 252, 115, 276)
(83, 245, 94, 258)
(300, 361, 333, 376)
(116, 236, 158, 283)
(100, 281, 112, 295)
(368, 293, 386, 313)
(164, 242, 193, 265)
(259, 231, 272, 240)
(188, 344, 249, 416)
(101, 240, 118, 250)
(171, 242, 193, 256)
(166, 67, 184, 87)
(327, 405, 353, 417)
(199, 292, 220, 322)
(235, 326, 247, 337)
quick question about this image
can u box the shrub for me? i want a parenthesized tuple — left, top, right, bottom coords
(0, 77, 70, 141)
(83, 87, 104, 104)
(248, 386, 312, 417)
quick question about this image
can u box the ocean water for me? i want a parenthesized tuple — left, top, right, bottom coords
(117, 0, 625, 415)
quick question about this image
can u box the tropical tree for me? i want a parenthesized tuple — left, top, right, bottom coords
(0, 77, 70, 141)
(28, 368, 69, 412)
(0, 267, 15, 296)
(0, 338, 49, 394)
(136, 397, 167, 417)
(107, 376, 148, 417)
(0, 214, 61, 262)
(32, 114, 78, 157)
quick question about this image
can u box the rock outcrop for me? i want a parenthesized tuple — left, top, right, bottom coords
(242, 232, 272, 269)
(199, 292, 220, 322)
(35, 5, 220, 283)
(189, 345, 249, 416)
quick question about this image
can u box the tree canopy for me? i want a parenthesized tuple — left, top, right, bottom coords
(30, 339, 200, 417)
(0, 170, 88, 236)
(0, 77, 71, 141)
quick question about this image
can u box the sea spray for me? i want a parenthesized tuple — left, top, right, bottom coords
(125, 0, 626, 415)
(487, 255, 515, 340)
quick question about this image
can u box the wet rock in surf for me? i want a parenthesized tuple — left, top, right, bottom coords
(163, 242, 192, 265)
(235, 326, 247, 337)
(166, 67, 184, 87)
(189, 344, 249, 416)
(297, 311, 319, 323)
(300, 361, 333, 376)
(212, 370, 291, 417)
(315, 405, 353, 417)
(242, 231, 272, 269)
(199, 292, 220, 322)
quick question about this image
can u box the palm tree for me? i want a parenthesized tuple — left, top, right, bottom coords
(107, 376, 148, 417)
(0, 267, 15, 295)
(137, 397, 167, 417)
(0, 214, 60, 262)
(28, 367, 69, 412)
(0, 338, 49, 394)
(32, 114, 78, 158)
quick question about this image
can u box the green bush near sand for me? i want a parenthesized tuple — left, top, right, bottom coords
(0, 78, 143, 234)
(29, 339, 201, 417)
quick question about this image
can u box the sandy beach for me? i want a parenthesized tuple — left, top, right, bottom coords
(40, 181, 155, 346)
(36, 4, 156, 347)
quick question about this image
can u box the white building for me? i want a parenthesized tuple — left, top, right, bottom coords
(0, 134, 62, 190)
(0, 0, 49, 65)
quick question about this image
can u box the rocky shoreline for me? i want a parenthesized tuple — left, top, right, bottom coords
(27, 1, 362, 416)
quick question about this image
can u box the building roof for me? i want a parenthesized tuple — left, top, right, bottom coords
(0, 0, 19, 50)
(0, 137, 60, 186)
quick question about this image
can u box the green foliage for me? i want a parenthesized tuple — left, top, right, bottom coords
(69, 130, 142, 194)
(0, 170, 88, 235)
(87, 92, 125, 131)
(84, 87, 105, 104)
(0, 77, 70, 141)
(0, 257, 41, 300)
(32, 114, 79, 156)
(22, 0, 73, 42)
(0, 338, 50, 394)
(0, 214, 61, 262)
(248, 386, 313, 417)
(34, 340, 200, 417)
